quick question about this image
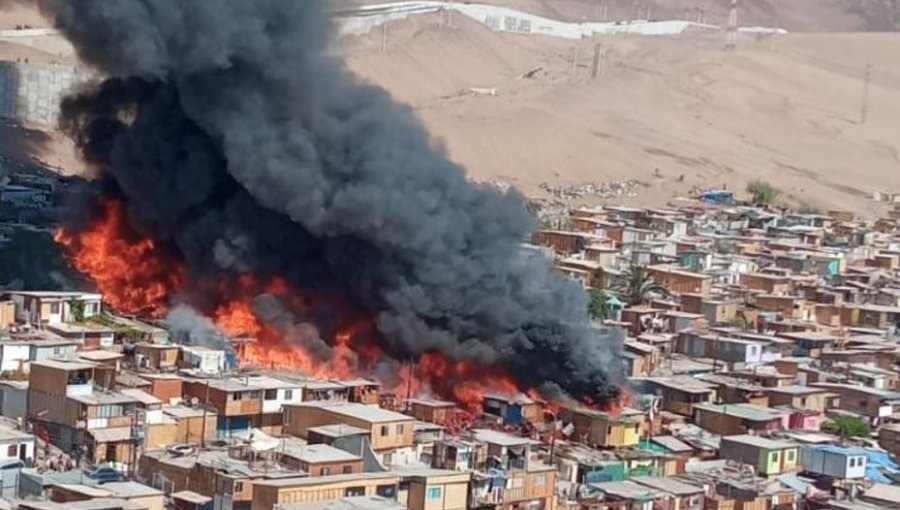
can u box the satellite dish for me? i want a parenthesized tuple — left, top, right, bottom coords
(191, 397, 200, 406)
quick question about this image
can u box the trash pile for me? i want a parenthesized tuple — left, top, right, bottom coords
(538, 180, 639, 200)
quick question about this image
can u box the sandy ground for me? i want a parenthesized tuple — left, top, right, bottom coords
(339, 13, 900, 215)
(0, 1, 897, 217)
(0, 2, 51, 30)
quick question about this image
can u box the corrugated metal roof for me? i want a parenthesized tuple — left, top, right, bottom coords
(649, 435, 693, 453)
(87, 427, 132, 443)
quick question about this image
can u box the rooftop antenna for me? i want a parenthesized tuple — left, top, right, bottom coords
(725, 0, 738, 52)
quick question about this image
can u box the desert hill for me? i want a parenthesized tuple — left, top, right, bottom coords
(338, 12, 900, 215)
(332, 0, 900, 32)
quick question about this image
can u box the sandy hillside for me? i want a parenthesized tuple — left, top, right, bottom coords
(0, 1, 51, 30)
(340, 14, 900, 215)
(0, 1, 83, 174)
(332, 0, 900, 32)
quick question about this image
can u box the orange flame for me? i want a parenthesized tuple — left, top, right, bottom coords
(56, 204, 547, 411)
(54, 199, 183, 316)
(598, 386, 634, 418)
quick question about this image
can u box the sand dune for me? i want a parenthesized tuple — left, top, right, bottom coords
(341, 14, 900, 215)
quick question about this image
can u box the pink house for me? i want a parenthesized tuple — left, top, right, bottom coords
(787, 410, 824, 431)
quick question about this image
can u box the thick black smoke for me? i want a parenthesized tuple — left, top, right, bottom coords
(40, 0, 623, 402)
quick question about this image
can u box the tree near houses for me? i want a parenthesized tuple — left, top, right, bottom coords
(822, 415, 870, 441)
(588, 287, 610, 320)
(614, 264, 668, 305)
(746, 179, 780, 206)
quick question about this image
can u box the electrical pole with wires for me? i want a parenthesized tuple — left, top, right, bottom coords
(860, 63, 872, 125)
(725, 0, 738, 51)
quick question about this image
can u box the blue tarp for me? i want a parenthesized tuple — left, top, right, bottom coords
(805, 445, 899, 484)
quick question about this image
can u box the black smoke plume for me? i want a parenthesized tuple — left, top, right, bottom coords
(39, 0, 623, 403)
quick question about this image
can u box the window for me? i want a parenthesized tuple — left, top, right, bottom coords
(427, 487, 442, 501)
(234, 481, 244, 493)
(769, 452, 778, 463)
(800, 397, 807, 407)
(380, 425, 389, 436)
(50, 302, 60, 314)
(786, 450, 795, 462)
(535, 474, 547, 486)
(6, 445, 15, 457)
(321, 467, 331, 476)
(345, 486, 365, 497)
(285, 390, 293, 400)
(396, 424, 405, 435)
(342, 465, 354, 474)
(231, 392, 242, 401)
(376, 484, 397, 499)
(97, 405, 124, 418)
(264, 389, 277, 401)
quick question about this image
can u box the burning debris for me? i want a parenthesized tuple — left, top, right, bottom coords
(41, 1, 623, 407)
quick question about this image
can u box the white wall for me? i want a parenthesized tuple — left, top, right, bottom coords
(335, 1, 725, 39)
(261, 387, 303, 414)
(0, 439, 34, 464)
(145, 409, 164, 425)
(0, 345, 29, 373)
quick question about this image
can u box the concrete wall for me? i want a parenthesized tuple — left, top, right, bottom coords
(0, 61, 86, 127)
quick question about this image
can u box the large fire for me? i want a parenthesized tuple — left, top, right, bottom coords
(54, 199, 184, 317)
(214, 292, 524, 410)
(54, 200, 630, 414)
(55, 204, 534, 410)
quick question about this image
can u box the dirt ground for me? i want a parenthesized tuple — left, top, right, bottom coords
(339, 13, 900, 216)
(0, 1, 898, 217)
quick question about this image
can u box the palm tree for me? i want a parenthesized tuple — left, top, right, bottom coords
(614, 264, 668, 305)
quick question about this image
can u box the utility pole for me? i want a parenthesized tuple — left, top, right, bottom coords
(591, 43, 602, 80)
(571, 45, 579, 82)
(860, 63, 872, 125)
(445, 1, 454, 28)
(381, 16, 389, 53)
(199, 379, 211, 449)
(725, 0, 738, 52)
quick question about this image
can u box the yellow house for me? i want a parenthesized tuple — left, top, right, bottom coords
(283, 402, 414, 452)
(563, 407, 644, 448)
(401, 469, 470, 510)
(719, 435, 799, 476)
(251, 473, 400, 510)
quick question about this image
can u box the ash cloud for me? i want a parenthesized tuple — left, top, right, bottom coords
(40, 0, 624, 402)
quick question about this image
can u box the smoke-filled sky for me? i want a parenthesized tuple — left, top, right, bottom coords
(38, 0, 623, 402)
